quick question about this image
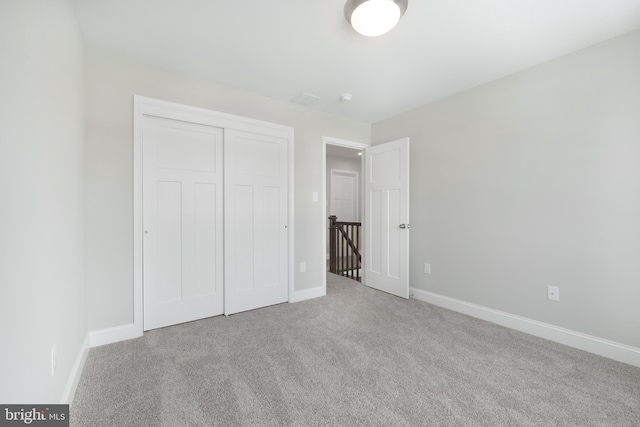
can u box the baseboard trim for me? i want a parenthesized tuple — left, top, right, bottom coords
(61, 334, 89, 405)
(290, 286, 326, 303)
(410, 287, 640, 368)
(89, 323, 142, 348)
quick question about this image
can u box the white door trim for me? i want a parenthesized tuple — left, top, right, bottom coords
(323, 137, 369, 290)
(133, 95, 294, 335)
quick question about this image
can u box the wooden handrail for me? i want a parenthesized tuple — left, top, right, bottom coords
(329, 215, 362, 281)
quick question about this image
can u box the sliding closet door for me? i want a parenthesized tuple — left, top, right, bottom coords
(142, 115, 224, 331)
(224, 129, 289, 315)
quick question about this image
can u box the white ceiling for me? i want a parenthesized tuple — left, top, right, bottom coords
(72, 0, 640, 123)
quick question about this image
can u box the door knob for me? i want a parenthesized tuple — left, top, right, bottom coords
(399, 224, 406, 229)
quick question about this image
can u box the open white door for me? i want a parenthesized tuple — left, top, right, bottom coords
(364, 138, 410, 298)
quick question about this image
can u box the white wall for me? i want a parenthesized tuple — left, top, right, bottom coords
(372, 30, 640, 349)
(84, 50, 370, 331)
(0, 0, 87, 402)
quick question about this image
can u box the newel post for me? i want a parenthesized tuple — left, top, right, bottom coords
(328, 216, 337, 273)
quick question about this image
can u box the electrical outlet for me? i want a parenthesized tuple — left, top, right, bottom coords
(51, 344, 58, 376)
(300, 262, 306, 273)
(547, 286, 560, 301)
(424, 263, 431, 274)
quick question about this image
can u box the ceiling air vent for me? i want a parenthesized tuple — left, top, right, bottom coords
(291, 92, 320, 106)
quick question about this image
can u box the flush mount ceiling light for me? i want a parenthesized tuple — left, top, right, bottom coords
(344, 0, 408, 37)
(340, 93, 353, 102)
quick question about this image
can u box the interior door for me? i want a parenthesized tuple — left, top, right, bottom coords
(364, 137, 410, 298)
(224, 129, 289, 315)
(331, 170, 358, 222)
(143, 115, 224, 331)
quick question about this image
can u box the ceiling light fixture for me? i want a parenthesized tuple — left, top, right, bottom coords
(344, 0, 408, 37)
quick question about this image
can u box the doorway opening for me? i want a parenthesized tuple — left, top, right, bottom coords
(323, 137, 369, 286)
(322, 136, 411, 299)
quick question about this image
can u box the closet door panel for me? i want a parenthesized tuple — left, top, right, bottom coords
(224, 130, 289, 315)
(143, 116, 224, 331)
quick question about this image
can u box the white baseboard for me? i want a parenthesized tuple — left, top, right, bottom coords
(63, 324, 142, 404)
(61, 334, 89, 405)
(89, 323, 142, 348)
(290, 286, 326, 303)
(410, 287, 640, 368)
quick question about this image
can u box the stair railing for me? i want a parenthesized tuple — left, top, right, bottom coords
(328, 215, 362, 281)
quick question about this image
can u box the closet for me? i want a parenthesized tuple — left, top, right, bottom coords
(136, 96, 292, 331)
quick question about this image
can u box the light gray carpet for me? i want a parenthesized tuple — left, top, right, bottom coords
(71, 274, 640, 426)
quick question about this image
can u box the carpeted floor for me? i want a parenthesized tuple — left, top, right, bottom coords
(71, 274, 640, 426)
